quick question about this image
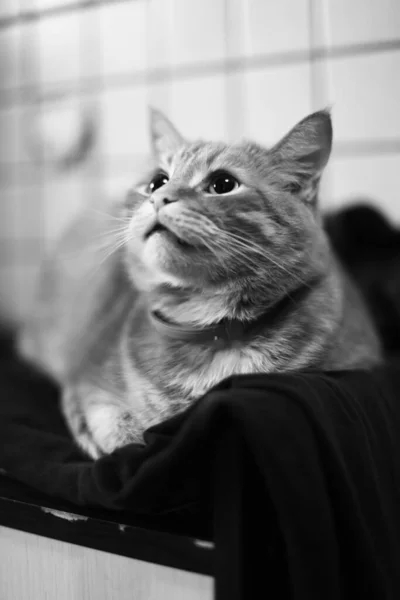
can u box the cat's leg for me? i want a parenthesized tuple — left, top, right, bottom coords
(61, 382, 141, 460)
(61, 386, 103, 459)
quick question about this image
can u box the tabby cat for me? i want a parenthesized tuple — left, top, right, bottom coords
(18, 108, 381, 459)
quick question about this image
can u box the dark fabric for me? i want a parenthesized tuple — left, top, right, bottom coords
(1, 204, 400, 599)
(325, 203, 400, 354)
(2, 353, 400, 598)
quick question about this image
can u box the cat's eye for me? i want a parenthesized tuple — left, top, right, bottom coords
(284, 181, 302, 195)
(207, 171, 240, 195)
(148, 172, 169, 194)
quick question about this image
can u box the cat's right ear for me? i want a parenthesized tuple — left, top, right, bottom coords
(272, 110, 332, 174)
(269, 110, 332, 206)
(149, 107, 185, 159)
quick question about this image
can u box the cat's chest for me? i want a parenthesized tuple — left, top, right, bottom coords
(157, 341, 273, 400)
(124, 304, 276, 402)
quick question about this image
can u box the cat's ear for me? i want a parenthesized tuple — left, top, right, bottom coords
(271, 110, 332, 203)
(149, 107, 185, 159)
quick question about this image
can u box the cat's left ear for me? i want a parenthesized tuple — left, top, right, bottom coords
(149, 107, 185, 159)
(271, 110, 332, 204)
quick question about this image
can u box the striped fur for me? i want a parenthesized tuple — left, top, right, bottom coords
(18, 109, 381, 459)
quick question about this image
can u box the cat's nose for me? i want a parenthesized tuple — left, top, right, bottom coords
(151, 194, 178, 212)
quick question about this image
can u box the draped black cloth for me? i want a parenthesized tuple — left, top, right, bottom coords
(1, 204, 400, 599)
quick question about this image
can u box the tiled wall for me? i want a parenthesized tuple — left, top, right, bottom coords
(0, 0, 399, 321)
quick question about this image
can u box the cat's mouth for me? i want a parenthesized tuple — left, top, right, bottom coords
(145, 222, 191, 248)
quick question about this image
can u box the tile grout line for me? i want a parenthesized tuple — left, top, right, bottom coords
(1, 37, 400, 110)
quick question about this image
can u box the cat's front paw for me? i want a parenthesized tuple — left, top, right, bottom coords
(85, 404, 141, 456)
(62, 385, 143, 460)
(61, 389, 104, 459)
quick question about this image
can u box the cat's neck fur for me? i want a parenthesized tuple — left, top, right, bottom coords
(147, 277, 301, 328)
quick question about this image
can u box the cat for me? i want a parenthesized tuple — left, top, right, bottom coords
(18, 108, 382, 459)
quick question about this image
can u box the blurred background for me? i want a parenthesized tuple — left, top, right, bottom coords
(0, 0, 399, 322)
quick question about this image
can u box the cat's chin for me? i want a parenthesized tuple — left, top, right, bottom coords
(141, 229, 195, 278)
(136, 228, 227, 288)
(145, 223, 192, 250)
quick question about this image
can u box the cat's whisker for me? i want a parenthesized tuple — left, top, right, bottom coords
(215, 229, 312, 287)
(174, 219, 230, 272)
(180, 219, 281, 278)
(225, 240, 309, 285)
(59, 231, 128, 261)
(189, 235, 227, 271)
(218, 231, 272, 258)
(87, 207, 130, 224)
(96, 241, 127, 269)
(209, 240, 270, 276)
(201, 231, 265, 268)
(62, 229, 127, 252)
(222, 241, 310, 288)
(179, 213, 274, 268)
(228, 224, 315, 263)
(178, 219, 256, 267)
(85, 238, 128, 282)
(95, 232, 128, 260)
(66, 241, 130, 330)
(195, 233, 268, 278)
(88, 227, 130, 243)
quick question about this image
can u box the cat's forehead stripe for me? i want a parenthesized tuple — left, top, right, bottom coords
(170, 143, 215, 184)
(170, 142, 247, 185)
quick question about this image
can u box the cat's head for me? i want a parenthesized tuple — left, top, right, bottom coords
(124, 108, 332, 302)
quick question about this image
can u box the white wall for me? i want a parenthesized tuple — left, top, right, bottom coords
(0, 0, 399, 320)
